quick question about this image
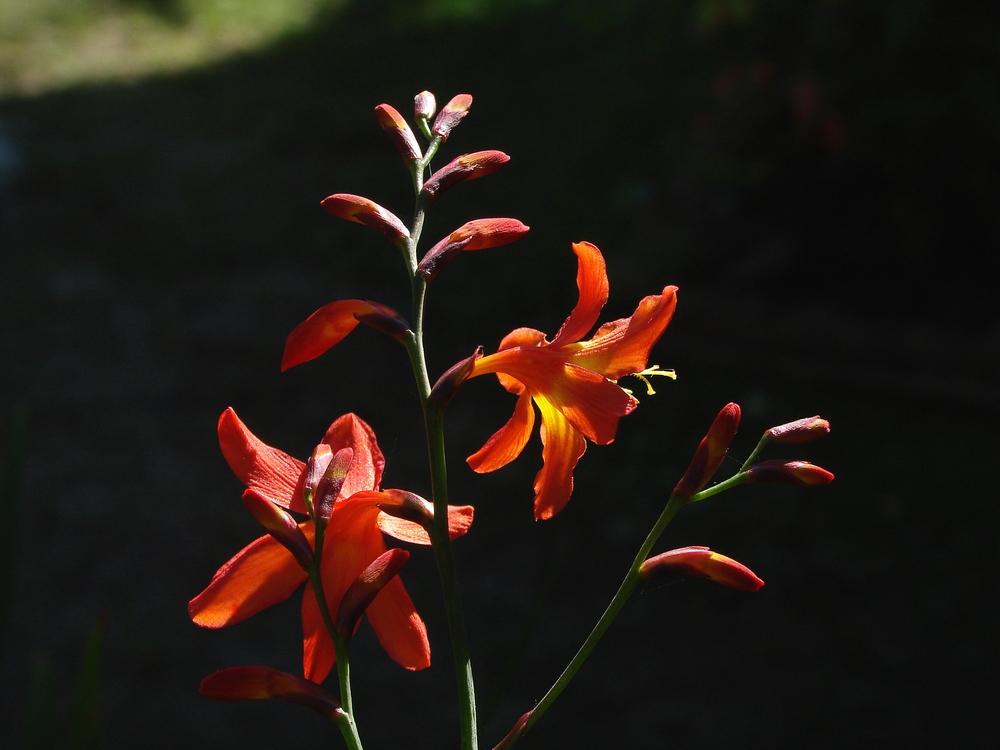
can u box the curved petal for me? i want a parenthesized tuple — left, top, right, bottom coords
(532, 398, 588, 520)
(319, 413, 385, 496)
(571, 286, 678, 379)
(366, 575, 431, 671)
(189, 531, 309, 628)
(282, 299, 379, 372)
(376, 504, 475, 544)
(218, 408, 306, 513)
(549, 242, 609, 347)
(467, 390, 535, 473)
(489, 327, 546, 394)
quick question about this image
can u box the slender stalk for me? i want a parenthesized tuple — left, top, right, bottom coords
(512, 495, 686, 741)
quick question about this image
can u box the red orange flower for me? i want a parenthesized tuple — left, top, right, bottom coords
(467, 241, 678, 520)
(189, 408, 474, 683)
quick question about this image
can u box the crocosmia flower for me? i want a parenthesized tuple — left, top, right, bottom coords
(189, 408, 474, 682)
(467, 241, 677, 520)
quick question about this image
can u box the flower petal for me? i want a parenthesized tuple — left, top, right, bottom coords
(282, 299, 407, 372)
(218, 408, 307, 513)
(467, 390, 535, 473)
(549, 242, 610, 347)
(199, 666, 343, 722)
(319, 413, 385, 497)
(375, 504, 475, 544)
(189, 530, 309, 628)
(366, 576, 431, 671)
(532, 398, 588, 520)
(571, 286, 678, 380)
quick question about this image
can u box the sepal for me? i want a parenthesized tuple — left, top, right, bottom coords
(200, 666, 343, 722)
(428, 348, 482, 408)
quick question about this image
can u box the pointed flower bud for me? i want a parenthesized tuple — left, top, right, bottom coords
(421, 150, 510, 203)
(374, 103, 422, 163)
(493, 710, 532, 750)
(766, 416, 830, 444)
(428, 347, 482, 409)
(241, 489, 313, 570)
(640, 546, 764, 592)
(200, 666, 343, 722)
(303, 444, 334, 500)
(418, 218, 529, 281)
(282, 299, 411, 371)
(335, 548, 410, 639)
(674, 403, 741, 499)
(320, 194, 409, 246)
(314, 448, 354, 524)
(746, 459, 834, 486)
(414, 91, 436, 123)
(431, 93, 473, 141)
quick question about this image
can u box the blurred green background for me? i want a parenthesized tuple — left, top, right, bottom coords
(1, 0, 997, 747)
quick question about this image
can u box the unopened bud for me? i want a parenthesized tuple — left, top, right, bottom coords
(375, 103, 422, 162)
(674, 403, 741, 499)
(319, 193, 409, 246)
(315, 448, 354, 523)
(431, 93, 473, 141)
(766, 416, 830, 444)
(281, 299, 411, 371)
(414, 91, 436, 122)
(335, 548, 410, 639)
(428, 348, 482, 409)
(241, 489, 313, 570)
(493, 710, 532, 750)
(303, 444, 334, 499)
(418, 219, 528, 281)
(200, 666, 343, 722)
(640, 546, 764, 592)
(746, 459, 834, 486)
(421, 151, 510, 203)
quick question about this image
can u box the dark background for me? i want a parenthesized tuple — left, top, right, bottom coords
(1, 0, 997, 747)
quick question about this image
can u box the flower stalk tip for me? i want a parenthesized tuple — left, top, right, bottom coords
(640, 546, 764, 592)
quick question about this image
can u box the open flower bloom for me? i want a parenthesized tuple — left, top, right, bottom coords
(467, 241, 677, 519)
(189, 408, 474, 683)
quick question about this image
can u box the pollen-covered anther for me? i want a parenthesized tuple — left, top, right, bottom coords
(626, 365, 677, 396)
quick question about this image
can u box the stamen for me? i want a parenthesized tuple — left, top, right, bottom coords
(629, 365, 676, 395)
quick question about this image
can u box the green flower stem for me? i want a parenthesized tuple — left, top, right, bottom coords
(399, 151, 479, 750)
(686, 471, 749, 504)
(739, 434, 771, 472)
(511, 494, 687, 744)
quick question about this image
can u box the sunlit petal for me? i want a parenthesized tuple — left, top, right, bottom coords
(366, 576, 431, 671)
(467, 391, 535, 472)
(218, 408, 306, 513)
(319, 413, 386, 496)
(375, 504, 475, 545)
(549, 242, 609, 347)
(532, 399, 588, 520)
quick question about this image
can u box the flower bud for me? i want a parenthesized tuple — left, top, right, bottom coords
(766, 416, 830, 444)
(639, 546, 764, 592)
(431, 93, 473, 141)
(428, 348, 482, 409)
(421, 150, 510, 203)
(374, 103, 422, 162)
(493, 710, 532, 750)
(673, 403, 741, 499)
(303, 444, 333, 499)
(418, 219, 528, 281)
(241, 489, 314, 570)
(335, 548, 410, 639)
(746, 459, 834, 485)
(414, 91, 436, 122)
(314, 448, 354, 524)
(319, 193, 409, 246)
(282, 299, 411, 371)
(200, 666, 343, 722)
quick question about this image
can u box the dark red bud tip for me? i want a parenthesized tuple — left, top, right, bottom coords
(320, 194, 409, 245)
(374, 103, 422, 162)
(766, 416, 831, 444)
(640, 546, 764, 592)
(746, 459, 835, 486)
(315, 448, 354, 523)
(673, 403, 741, 498)
(429, 347, 483, 410)
(335, 548, 410, 639)
(241, 489, 313, 570)
(431, 93, 473, 141)
(414, 91, 436, 122)
(200, 666, 343, 722)
(422, 151, 510, 203)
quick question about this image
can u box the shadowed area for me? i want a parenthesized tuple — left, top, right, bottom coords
(0, 0, 997, 747)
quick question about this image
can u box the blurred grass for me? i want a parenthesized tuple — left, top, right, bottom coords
(0, 0, 345, 95)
